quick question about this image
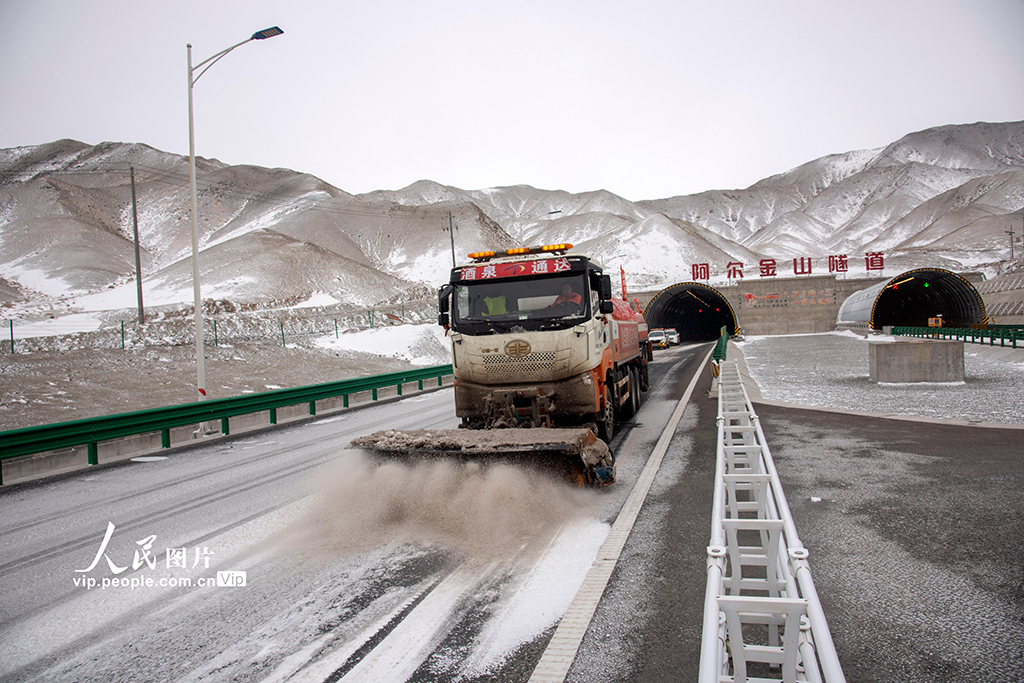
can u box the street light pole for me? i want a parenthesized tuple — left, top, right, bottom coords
(187, 43, 204, 399)
(186, 27, 283, 402)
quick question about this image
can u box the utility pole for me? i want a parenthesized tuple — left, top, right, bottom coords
(444, 211, 456, 267)
(130, 166, 144, 324)
(1007, 228, 1017, 261)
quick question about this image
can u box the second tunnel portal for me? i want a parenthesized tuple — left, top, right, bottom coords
(836, 268, 987, 330)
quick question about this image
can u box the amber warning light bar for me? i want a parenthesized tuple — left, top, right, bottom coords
(468, 243, 573, 261)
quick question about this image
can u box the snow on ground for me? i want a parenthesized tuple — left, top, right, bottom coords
(3, 263, 78, 298)
(11, 278, 193, 325)
(314, 323, 450, 366)
(463, 519, 610, 675)
(736, 331, 1024, 424)
(7, 313, 104, 339)
(293, 291, 341, 309)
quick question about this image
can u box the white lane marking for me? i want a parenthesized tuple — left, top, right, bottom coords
(261, 578, 437, 683)
(336, 563, 489, 682)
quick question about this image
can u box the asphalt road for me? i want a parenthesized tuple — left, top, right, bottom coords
(571, 347, 1024, 682)
(564, 346, 718, 682)
(4, 342, 1018, 682)
(756, 402, 1024, 683)
(0, 343, 710, 683)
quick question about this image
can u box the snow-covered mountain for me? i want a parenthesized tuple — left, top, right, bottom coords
(640, 121, 1024, 270)
(0, 140, 508, 316)
(1, 121, 1022, 319)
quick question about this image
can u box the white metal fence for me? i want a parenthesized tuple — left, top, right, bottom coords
(699, 360, 846, 683)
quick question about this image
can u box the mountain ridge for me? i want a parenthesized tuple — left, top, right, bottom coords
(1, 121, 1022, 319)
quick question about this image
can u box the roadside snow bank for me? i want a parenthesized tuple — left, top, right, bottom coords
(314, 323, 450, 366)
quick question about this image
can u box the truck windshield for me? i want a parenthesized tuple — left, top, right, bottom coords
(452, 273, 591, 334)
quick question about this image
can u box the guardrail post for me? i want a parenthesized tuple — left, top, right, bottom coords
(161, 428, 171, 448)
(343, 394, 349, 408)
(309, 400, 316, 416)
(396, 383, 402, 396)
(418, 379, 424, 391)
(221, 417, 230, 435)
(88, 443, 98, 466)
(372, 388, 378, 401)
(269, 408, 277, 425)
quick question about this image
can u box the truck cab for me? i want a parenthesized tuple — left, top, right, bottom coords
(438, 244, 647, 438)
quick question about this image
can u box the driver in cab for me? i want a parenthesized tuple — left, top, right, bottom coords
(551, 283, 581, 307)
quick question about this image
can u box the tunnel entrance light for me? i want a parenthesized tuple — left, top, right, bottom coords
(889, 276, 915, 289)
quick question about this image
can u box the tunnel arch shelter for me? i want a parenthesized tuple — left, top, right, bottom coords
(836, 268, 986, 330)
(643, 282, 738, 341)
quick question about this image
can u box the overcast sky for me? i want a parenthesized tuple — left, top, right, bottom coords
(1, 0, 1022, 200)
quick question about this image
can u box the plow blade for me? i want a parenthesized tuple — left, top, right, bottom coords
(349, 428, 615, 486)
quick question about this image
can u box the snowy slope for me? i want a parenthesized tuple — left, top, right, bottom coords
(1, 120, 1022, 320)
(641, 121, 1024, 268)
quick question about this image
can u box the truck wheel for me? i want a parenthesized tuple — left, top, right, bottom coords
(597, 384, 615, 442)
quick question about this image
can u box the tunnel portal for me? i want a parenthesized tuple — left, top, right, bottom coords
(836, 268, 987, 329)
(643, 282, 737, 341)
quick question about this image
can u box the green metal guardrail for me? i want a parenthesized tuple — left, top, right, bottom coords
(893, 326, 1022, 348)
(712, 326, 729, 362)
(0, 364, 453, 484)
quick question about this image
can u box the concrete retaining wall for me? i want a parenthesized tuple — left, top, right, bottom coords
(869, 339, 965, 383)
(635, 275, 888, 336)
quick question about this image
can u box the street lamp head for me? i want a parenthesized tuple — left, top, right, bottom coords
(252, 26, 284, 40)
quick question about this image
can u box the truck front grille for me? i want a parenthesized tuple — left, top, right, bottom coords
(482, 352, 557, 377)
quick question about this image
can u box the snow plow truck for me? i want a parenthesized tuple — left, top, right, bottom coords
(351, 243, 650, 485)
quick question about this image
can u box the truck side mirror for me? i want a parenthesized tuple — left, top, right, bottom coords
(600, 275, 612, 300)
(438, 284, 454, 328)
(438, 284, 454, 313)
(600, 300, 614, 314)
